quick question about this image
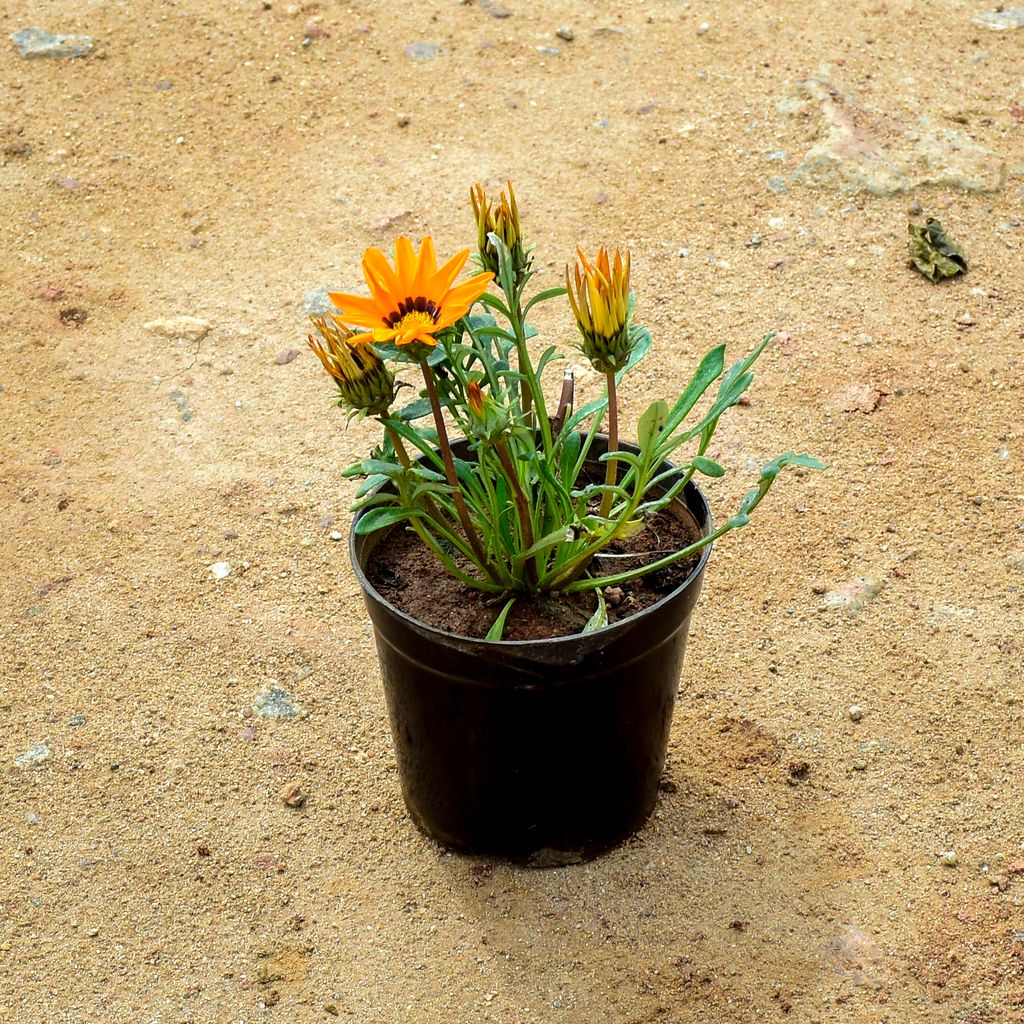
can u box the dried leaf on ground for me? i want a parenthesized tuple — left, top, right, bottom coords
(908, 218, 967, 282)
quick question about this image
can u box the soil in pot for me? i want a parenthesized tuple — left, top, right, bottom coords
(366, 500, 703, 641)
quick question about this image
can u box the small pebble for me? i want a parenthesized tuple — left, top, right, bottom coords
(329, 530, 343, 541)
(696, 21, 710, 35)
(10, 26, 94, 59)
(280, 782, 307, 808)
(86, 927, 100, 938)
(253, 685, 302, 721)
(143, 316, 211, 342)
(555, 25, 574, 41)
(209, 561, 231, 580)
(939, 850, 958, 867)
(405, 41, 439, 61)
(14, 743, 52, 768)
(848, 704, 864, 722)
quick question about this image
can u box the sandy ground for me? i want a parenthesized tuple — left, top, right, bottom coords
(3, 0, 1024, 1020)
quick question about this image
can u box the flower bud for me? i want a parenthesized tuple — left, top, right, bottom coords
(308, 314, 396, 416)
(566, 247, 634, 374)
(464, 380, 509, 443)
(470, 181, 531, 285)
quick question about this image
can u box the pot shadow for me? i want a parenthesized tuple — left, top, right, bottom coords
(422, 711, 904, 1020)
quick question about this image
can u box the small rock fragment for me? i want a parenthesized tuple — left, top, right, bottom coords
(280, 782, 307, 808)
(143, 316, 211, 342)
(59, 307, 88, 327)
(405, 41, 439, 61)
(972, 5, 1024, 30)
(10, 27, 94, 59)
(14, 743, 52, 768)
(555, 25, 574, 41)
(823, 578, 884, 617)
(479, 0, 512, 16)
(939, 850, 958, 867)
(275, 349, 299, 365)
(302, 286, 332, 314)
(253, 685, 302, 721)
(209, 561, 231, 580)
(848, 704, 864, 722)
(830, 383, 882, 414)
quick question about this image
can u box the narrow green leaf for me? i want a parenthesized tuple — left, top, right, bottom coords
(484, 597, 517, 641)
(582, 589, 608, 634)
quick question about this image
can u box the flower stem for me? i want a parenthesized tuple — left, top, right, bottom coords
(495, 439, 537, 586)
(599, 371, 619, 519)
(419, 361, 491, 574)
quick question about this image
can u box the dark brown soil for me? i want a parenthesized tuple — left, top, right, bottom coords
(366, 502, 704, 641)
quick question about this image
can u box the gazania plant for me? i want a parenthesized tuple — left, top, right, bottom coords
(309, 183, 823, 638)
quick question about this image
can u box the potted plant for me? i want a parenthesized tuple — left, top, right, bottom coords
(307, 183, 823, 865)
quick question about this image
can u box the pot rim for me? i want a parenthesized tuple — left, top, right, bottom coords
(348, 435, 715, 649)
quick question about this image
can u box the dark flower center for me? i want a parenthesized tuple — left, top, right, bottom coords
(384, 296, 440, 328)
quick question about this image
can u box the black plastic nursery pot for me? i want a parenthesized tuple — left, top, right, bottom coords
(349, 437, 713, 866)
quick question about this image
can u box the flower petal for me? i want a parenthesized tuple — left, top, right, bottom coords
(412, 237, 438, 294)
(427, 248, 470, 297)
(394, 237, 418, 294)
(329, 292, 386, 325)
(361, 248, 404, 308)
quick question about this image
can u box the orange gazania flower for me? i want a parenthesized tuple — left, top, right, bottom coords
(329, 237, 493, 349)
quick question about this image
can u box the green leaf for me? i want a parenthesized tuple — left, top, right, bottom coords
(582, 589, 608, 634)
(692, 456, 725, 478)
(908, 218, 967, 282)
(484, 597, 517, 641)
(520, 525, 575, 561)
(737, 452, 827, 518)
(397, 398, 434, 421)
(560, 430, 582, 483)
(354, 473, 389, 497)
(353, 506, 416, 535)
(663, 345, 726, 434)
(466, 312, 498, 331)
(522, 285, 568, 318)
(637, 400, 669, 455)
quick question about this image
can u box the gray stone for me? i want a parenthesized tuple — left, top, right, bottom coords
(823, 577, 884, 617)
(253, 685, 302, 721)
(168, 389, 192, 422)
(766, 175, 788, 194)
(536, 45, 560, 56)
(14, 742, 52, 768)
(68, 714, 86, 727)
(302, 287, 333, 314)
(972, 6, 1024, 30)
(478, 0, 512, 16)
(555, 25, 574, 41)
(786, 72, 1006, 194)
(10, 26, 94, 59)
(825, 924, 887, 988)
(405, 42, 439, 61)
